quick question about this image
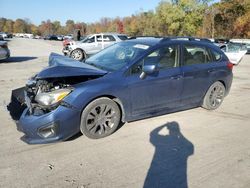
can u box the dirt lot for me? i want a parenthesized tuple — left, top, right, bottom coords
(0, 38, 250, 188)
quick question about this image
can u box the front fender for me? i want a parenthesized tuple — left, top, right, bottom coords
(63, 79, 130, 121)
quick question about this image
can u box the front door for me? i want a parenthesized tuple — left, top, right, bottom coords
(127, 44, 183, 116)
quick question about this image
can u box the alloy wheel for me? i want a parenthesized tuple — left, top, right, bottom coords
(85, 104, 117, 136)
(71, 49, 83, 61)
(209, 85, 225, 108)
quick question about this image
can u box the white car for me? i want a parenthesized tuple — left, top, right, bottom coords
(63, 33, 128, 61)
(57, 35, 64, 41)
(63, 34, 73, 40)
(221, 42, 247, 65)
(23, 34, 34, 39)
(0, 32, 8, 38)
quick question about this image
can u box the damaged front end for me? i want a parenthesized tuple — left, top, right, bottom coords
(9, 75, 95, 119)
(7, 77, 80, 143)
(8, 53, 106, 144)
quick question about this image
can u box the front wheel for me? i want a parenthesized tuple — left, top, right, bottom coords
(202, 81, 226, 110)
(80, 97, 121, 139)
(70, 49, 85, 61)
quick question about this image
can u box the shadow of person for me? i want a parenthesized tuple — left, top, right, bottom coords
(143, 121, 194, 188)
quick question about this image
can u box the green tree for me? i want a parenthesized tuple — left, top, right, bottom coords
(13, 19, 26, 33)
(52, 21, 61, 34)
(3, 19, 14, 33)
(214, 0, 247, 38)
(65, 20, 75, 34)
(156, 0, 205, 36)
(233, 10, 250, 38)
(0, 18, 7, 31)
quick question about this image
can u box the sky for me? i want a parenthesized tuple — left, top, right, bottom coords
(0, 0, 162, 25)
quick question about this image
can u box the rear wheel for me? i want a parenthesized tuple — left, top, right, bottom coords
(70, 49, 85, 61)
(80, 97, 121, 139)
(202, 81, 225, 110)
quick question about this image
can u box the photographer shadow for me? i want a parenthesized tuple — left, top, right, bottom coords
(144, 121, 194, 188)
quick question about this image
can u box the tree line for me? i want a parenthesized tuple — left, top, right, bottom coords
(0, 0, 249, 38)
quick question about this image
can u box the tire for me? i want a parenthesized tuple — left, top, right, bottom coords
(70, 49, 85, 61)
(202, 81, 226, 110)
(80, 97, 121, 139)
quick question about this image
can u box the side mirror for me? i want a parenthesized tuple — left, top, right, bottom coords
(140, 64, 157, 79)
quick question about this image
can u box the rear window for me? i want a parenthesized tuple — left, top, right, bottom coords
(210, 49, 222, 61)
(103, 35, 116, 42)
(118, 35, 128, 41)
(183, 45, 212, 65)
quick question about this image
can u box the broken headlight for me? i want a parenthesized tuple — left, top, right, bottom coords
(35, 88, 72, 106)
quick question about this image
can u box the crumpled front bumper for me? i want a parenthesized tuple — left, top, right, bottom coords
(17, 106, 81, 144)
(8, 87, 81, 144)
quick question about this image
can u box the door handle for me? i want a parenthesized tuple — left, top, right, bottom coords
(170, 75, 183, 80)
(208, 69, 216, 73)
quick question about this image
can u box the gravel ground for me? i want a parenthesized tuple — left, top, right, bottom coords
(0, 38, 250, 188)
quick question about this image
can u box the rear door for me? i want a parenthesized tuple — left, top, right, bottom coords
(103, 35, 116, 48)
(180, 43, 216, 105)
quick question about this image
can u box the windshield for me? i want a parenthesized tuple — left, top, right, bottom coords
(85, 42, 150, 71)
(118, 35, 128, 41)
(81, 35, 95, 43)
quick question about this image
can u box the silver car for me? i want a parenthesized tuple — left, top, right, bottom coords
(63, 33, 128, 61)
(0, 41, 10, 60)
(221, 42, 248, 65)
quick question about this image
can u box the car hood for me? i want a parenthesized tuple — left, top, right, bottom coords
(36, 53, 107, 79)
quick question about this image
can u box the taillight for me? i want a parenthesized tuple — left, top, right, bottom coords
(227, 61, 234, 70)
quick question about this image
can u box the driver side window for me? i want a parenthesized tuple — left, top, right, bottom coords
(130, 45, 178, 75)
(84, 36, 95, 43)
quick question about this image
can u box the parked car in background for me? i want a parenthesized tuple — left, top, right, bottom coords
(63, 34, 73, 40)
(0, 35, 4, 41)
(57, 35, 64, 41)
(0, 32, 8, 39)
(9, 37, 233, 144)
(0, 32, 13, 38)
(221, 42, 248, 65)
(14, 33, 25, 38)
(6, 33, 13, 38)
(0, 41, 10, 60)
(34, 35, 42, 39)
(23, 34, 34, 39)
(44, 35, 59, 40)
(63, 33, 128, 61)
(62, 36, 86, 53)
(245, 43, 250, 54)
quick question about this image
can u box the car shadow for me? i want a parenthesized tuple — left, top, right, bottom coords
(0, 56, 37, 63)
(143, 121, 194, 188)
(66, 122, 125, 141)
(66, 132, 83, 141)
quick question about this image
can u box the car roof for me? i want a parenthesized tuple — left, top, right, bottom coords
(126, 37, 216, 48)
(126, 37, 163, 46)
(90, 33, 127, 36)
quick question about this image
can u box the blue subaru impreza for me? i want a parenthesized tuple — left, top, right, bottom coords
(9, 37, 233, 144)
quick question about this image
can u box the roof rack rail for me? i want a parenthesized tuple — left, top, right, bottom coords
(160, 36, 212, 43)
(128, 36, 162, 40)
